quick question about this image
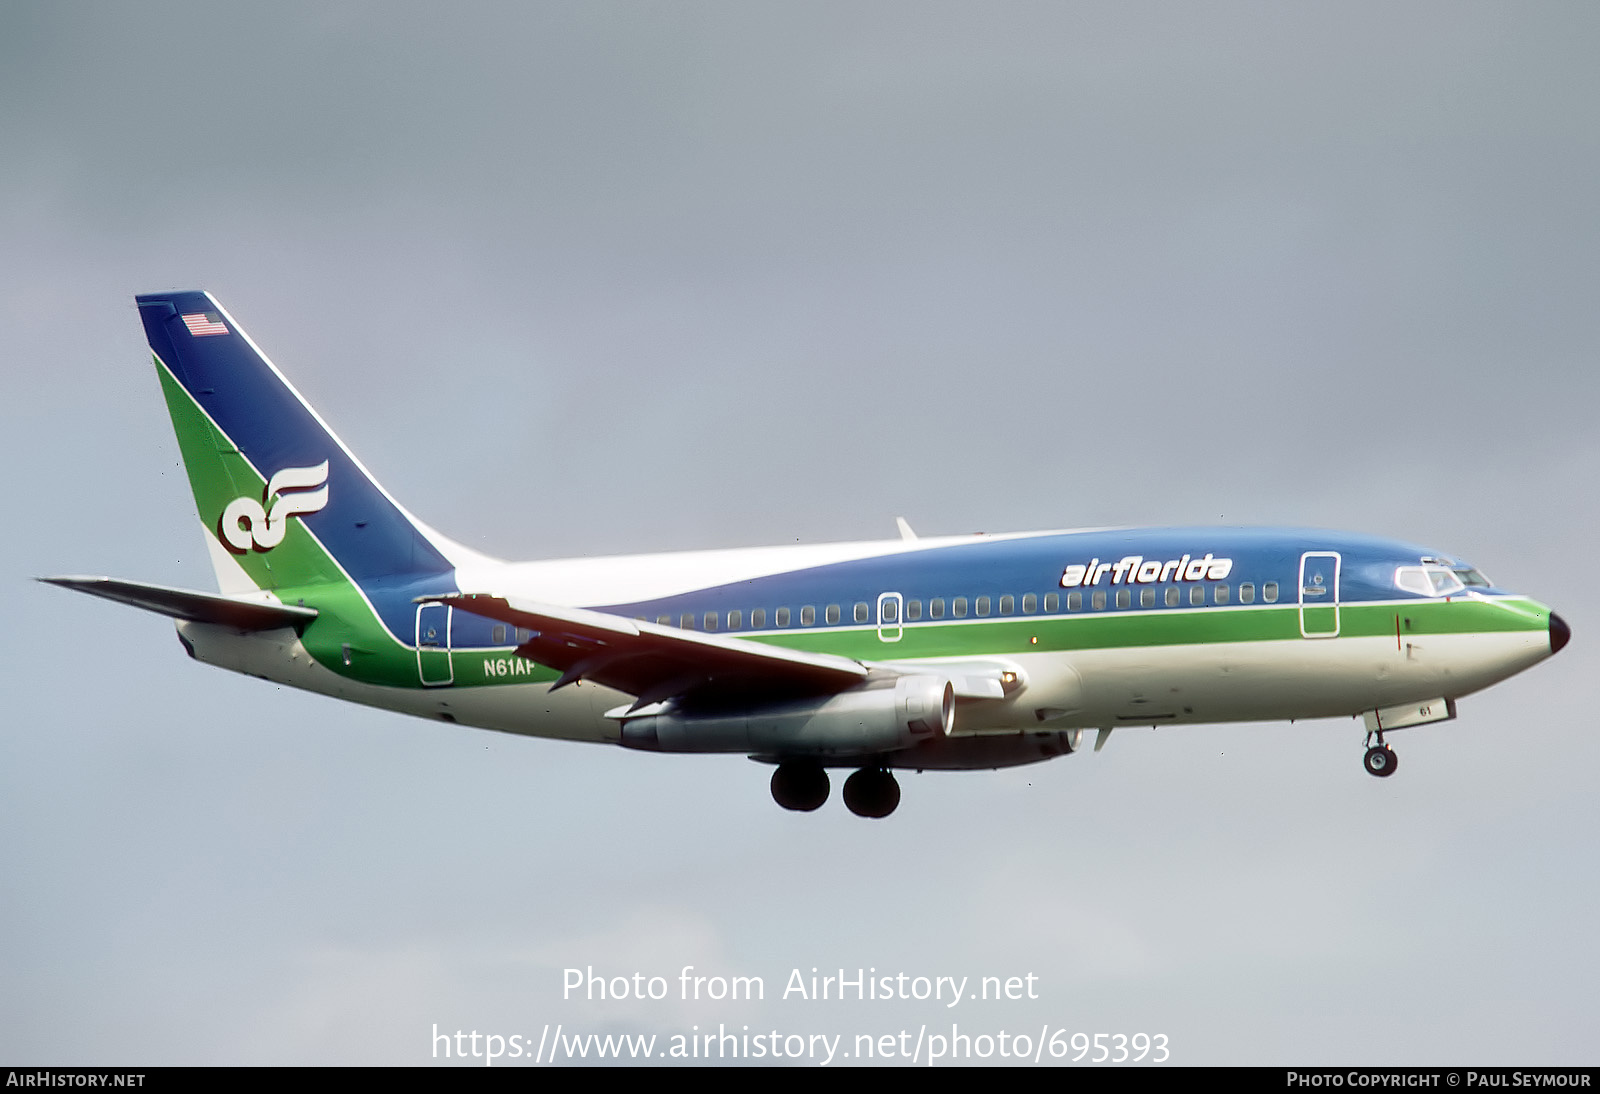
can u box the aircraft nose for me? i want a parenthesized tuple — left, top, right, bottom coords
(1550, 612, 1571, 655)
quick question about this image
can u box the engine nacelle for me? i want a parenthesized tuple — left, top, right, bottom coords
(620, 675, 955, 757)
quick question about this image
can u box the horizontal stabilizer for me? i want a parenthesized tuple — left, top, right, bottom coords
(40, 576, 319, 631)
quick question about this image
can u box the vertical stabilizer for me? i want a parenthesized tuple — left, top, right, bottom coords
(137, 292, 457, 595)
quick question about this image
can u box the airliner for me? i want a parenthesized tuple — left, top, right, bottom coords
(45, 292, 1570, 818)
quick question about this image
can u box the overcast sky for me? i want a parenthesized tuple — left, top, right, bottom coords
(3, 1, 1597, 1065)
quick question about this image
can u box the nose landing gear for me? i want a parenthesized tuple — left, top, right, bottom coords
(1362, 731, 1398, 778)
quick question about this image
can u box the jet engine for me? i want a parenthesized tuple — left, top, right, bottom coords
(619, 674, 955, 758)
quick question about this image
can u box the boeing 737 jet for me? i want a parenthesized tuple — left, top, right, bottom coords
(45, 293, 1570, 817)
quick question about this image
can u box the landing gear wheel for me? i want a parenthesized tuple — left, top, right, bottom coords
(771, 762, 830, 811)
(843, 768, 901, 818)
(1363, 745, 1398, 778)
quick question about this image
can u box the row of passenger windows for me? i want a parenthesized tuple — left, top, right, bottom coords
(485, 583, 1282, 644)
(623, 581, 1280, 635)
(492, 625, 538, 645)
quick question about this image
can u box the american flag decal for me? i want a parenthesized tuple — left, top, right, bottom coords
(181, 312, 229, 337)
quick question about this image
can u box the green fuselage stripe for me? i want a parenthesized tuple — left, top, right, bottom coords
(447, 596, 1545, 689)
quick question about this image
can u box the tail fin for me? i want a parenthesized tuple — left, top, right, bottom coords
(138, 292, 458, 594)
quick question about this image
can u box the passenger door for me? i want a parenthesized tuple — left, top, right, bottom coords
(1298, 552, 1341, 638)
(415, 602, 454, 685)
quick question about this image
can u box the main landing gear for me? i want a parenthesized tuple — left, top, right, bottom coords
(842, 767, 900, 819)
(770, 761, 901, 818)
(769, 762, 829, 812)
(1362, 731, 1398, 778)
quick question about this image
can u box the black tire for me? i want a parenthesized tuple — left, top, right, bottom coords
(771, 762, 830, 811)
(842, 768, 901, 818)
(1363, 745, 1398, 778)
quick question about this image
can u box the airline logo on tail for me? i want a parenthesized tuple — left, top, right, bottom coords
(218, 461, 330, 553)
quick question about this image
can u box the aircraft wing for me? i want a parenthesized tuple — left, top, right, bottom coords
(426, 593, 870, 708)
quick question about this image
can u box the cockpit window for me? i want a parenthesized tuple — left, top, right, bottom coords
(1395, 565, 1476, 597)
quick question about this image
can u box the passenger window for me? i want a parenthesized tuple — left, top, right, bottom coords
(776, 607, 790, 627)
(1067, 591, 1081, 611)
(1092, 590, 1106, 610)
(1140, 588, 1155, 607)
(976, 596, 990, 616)
(1045, 593, 1059, 612)
(906, 600, 922, 621)
(1165, 586, 1179, 607)
(826, 604, 840, 624)
(1022, 593, 1036, 614)
(1000, 595, 1015, 614)
(930, 598, 945, 619)
(751, 608, 766, 629)
(516, 628, 533, 643)
(704, 611, 718, 631)
(854, 602, 869, 623)
(493, 624, 507, 644)
(1240, 583, 1255, 604)
(801, 606, 816, 625)
(1116, 589, 1131, 609)
(881, 599, 899, 623)
(1190, 585, 1204, 606)
(953, 597, 968, 618)
(727, 609, 741, 630)
(1264, 582, 1279, 603)
(680, 613, 695, 629)
(1215, 585, 1229, 605)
